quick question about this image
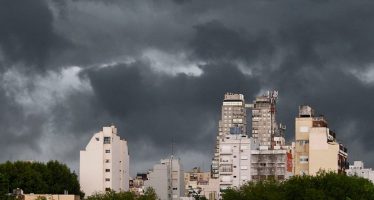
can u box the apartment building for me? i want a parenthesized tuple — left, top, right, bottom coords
(144, 157, 185, 200)
(218, 133, 251, 196)
(346, 161, 374, 183)
(294, 106, 348, 176)
(212, 93, 247, 179)
(80, 125, 130, 196)
(248, 91, 289, 181)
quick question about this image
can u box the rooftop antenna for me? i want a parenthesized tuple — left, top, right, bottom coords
(171, 137, 175, 158)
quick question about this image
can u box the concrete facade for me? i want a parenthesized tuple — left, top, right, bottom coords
(144, 157, 184, 200)
(80, 125, 130, 196)
(248, 91, 289, 181)
(346, 161, 374, 183)
(218, 134, 251, 194)
(294, 106, 348, 176)
(212, 93, 247, 179)
(21, 194, 79, 200)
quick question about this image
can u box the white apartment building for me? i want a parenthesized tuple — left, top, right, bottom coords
(218, 133, 251, 198)
(145, 157, 185, 200)
(80, 125, 130, 196)
(346, 161, 374, 183)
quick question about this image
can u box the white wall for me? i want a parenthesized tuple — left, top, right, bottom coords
(80, 125, 129, 197)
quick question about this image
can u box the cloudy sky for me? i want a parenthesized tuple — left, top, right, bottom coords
(1, 0, 374, 175)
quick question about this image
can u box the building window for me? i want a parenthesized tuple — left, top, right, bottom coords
(104, 137, 111, 144)
(105, 178, 110, 181)
(95, 137, 100, 141)
(105, 149, 111, 153)
(300, 156, 309, 164)
(105, 169, 110, 172)
(105, 188, 111, 191)
(105, 159, 110, 163)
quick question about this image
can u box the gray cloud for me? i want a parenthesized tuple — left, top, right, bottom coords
(0, 0, 69, 71)
(0, 0, 374, 175)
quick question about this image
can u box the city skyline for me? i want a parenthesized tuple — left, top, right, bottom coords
(0, 0, 374, 177)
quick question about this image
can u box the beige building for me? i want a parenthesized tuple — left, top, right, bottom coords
(20, 194, 79, 200)
(80, 125, 130, 196)
(184, 168, 217, 200)
(294, 106, 348, 176)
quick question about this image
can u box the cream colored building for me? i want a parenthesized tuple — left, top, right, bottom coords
(184, 168, 218, 200)
(294, 106, 348, 176)
(21, 194, 79, 200)
(80, 125, 130, 196)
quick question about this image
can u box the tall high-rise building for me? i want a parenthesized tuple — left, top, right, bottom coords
(80, 125, 130, 196)
(248, 91, 289, 181)
(212, 93, 246, 178)
(294, 106, 348, 176)
(212, 91, 290, 183)
(248, 90, 285, 149)
(144, 157, 185, 200)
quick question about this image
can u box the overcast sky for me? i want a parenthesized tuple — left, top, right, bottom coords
(1, 0, 374, 176)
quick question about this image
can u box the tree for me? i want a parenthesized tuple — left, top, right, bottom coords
(222, 172, 374, 200)
(86, 189, 158, 200)
(138, 187, 157, 200)
(86, 191, 136, 200)
(0, 161, 83, 198)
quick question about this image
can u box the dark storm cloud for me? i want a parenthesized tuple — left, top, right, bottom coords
(190, 21, 274, 66)
(83, 61, 260, 162)
(0, 83, 46, 158)
(0, 0, 68, 70)
(1, 0, 374, 173)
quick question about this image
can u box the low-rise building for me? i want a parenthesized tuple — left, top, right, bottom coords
(144, 157, 184, 200)
(184, 167, 218, 200)
(19, 194, 79, 200)
(129, 173, 148, 195)
(346, 161, 374, 183)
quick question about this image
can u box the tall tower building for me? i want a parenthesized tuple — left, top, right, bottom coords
(248, 91, 289, 181)
(249, 90, 285, 149)
(294, 106, 348, 176)
(80, 125, 130, 196)
(212, 93, 246, 178)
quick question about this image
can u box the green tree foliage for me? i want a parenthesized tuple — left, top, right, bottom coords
(223, 172, 374, 200)
(138, 187, 157, 200)
(86, 189, 158, 200)
(0, 161, 83, 198)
